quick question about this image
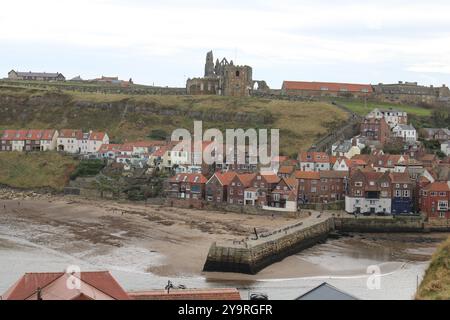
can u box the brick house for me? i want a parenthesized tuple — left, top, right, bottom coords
(360, 118, 390, 146)
(227, 173, 256, 205)
(318, 171, 348, 203)
(277, 165, 295, 178)
(295, 171, 321, 204)
(166, 173, 207, 200)
(298, 152, 331, 172)
(205, 172, 237, 203)
(244, 173, 281, 206)
(345, 170, 392, 215)
(269, 177, 298, 210)
(420, 182, 450, 219)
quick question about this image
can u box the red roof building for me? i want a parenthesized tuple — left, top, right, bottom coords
(282, 81, 373, 97)
(1, 271, 130, 300)
(420, 182, 450, 219)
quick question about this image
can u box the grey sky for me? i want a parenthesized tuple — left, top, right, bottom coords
(1, 0, 450, 88)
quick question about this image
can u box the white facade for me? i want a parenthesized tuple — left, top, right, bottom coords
(58, 137, 80, 154)
(392, 124, 417, 142)
(333, 159, 350, 172)
(299, 161, 330, 172)
(80, 132, 109, 154)
(345, 196, 392, 214)
(367, 108, 408, 129)
(441, 141, 450, 156)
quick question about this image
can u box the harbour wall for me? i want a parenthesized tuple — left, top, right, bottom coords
(203, 215, 449, 275)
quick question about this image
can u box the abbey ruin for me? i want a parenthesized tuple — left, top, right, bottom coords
(186, 51, 268, 97)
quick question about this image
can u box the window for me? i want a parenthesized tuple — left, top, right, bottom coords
(355, 182, 363, 187)
(403, 190, 410, 197)
(438, 201, 448, 211)
(236, 71, 240, 77)
(395, 190, 401, 197)
(355, 190, 362, 196)
(381, 182, 389, 188)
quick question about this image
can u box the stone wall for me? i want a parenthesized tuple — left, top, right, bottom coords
(334, 215, 425, 233)
(203, 219, 333, 274)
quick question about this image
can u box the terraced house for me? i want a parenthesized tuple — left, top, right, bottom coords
(0, 129, 58, 152)
(166, 173, 208, 200)
(420, 182, 450, 220)
(345, 170, 393, 215)
(298, 152, 331, 172)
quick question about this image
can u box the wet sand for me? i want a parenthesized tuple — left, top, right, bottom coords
(0, 195, 448, 299)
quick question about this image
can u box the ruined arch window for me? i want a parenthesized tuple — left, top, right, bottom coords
(236, 70, 240, 77)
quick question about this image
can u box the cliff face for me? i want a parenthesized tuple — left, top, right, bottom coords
(0, 86, 347, 154)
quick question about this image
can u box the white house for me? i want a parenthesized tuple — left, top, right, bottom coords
(392, 124, 417, 143)
(331, 140, 361, 159)
(367, 108, 408, 129)
(441, 141, 450, 156)
(80, 131, 109, 154)
(57, 129, 83, 153)
(298, 152, 331, 172)
(332, 158, 351, 172)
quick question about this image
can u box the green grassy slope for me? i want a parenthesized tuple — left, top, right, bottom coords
(0, 85, 348, 156)
(0, 152, 78, 191)
(416, 236, 450, 300)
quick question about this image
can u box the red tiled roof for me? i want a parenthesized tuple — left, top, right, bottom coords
(319, 170, 348, 179)
(170, 173, 208, 184)
(283, 81, 373, 93)
(261, 173, 281, 184)
(278, 165, 295, 174)
(236, 173, 257, 187)
(89, 132, 107, 141)
(0, 129, 56, 141)
(299, 152, 330, 163)
(59, 129, 83, 140)
(2, 272, 130, 300)
(128, 288, 241, 300)
(152, 146, 168, 157)
(214, 172, 237, 186)
(294, 171, 320, 180)
(389, 172, 412, 184)
(423, 181, 450, 192)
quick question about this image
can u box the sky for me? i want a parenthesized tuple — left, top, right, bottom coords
(2, 0, 450, 88)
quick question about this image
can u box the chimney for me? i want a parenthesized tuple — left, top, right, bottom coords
(37, 287, 43, 300)
(398, 81, 403, 84)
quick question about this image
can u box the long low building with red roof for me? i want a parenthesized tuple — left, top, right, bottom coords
(0, 129, 58, 152)
(282, 81, 373, 98)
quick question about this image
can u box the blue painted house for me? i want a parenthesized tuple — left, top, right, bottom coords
(390, 172, 415, 215)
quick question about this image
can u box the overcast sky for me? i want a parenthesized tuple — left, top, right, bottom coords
(2, 0, 450, 88)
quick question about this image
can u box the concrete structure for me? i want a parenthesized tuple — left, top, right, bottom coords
(441, 141, 450, 156)
(8, 70, 65, 81)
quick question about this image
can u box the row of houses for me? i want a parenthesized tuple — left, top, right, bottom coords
(0, 129, 109, 154)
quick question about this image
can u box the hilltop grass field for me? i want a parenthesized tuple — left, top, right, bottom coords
(336, 99, 432, 117)
(0, 152, 78, 191)
(0, 85, 349, 156)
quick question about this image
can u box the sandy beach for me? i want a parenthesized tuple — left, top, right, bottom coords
(1, 193, 448, 299)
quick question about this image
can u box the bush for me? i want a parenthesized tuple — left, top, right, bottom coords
(148, 129, 168, 140)
(70, 160, 105, 180)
